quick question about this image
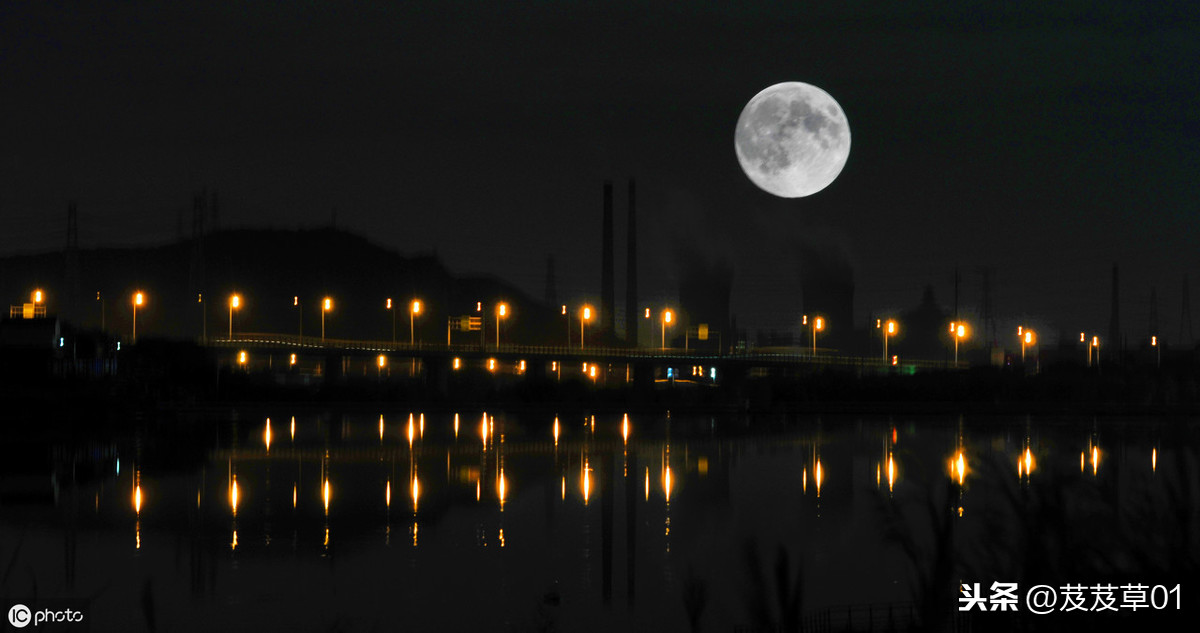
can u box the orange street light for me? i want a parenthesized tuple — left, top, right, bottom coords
(229, 294, 241, 340)
(321, 297, 332, 342)
(661, 309, 674, 350)
(410, 299, 422, 346)
(561, 304, 571, 348)
(32, 289, 44, 304)
(495, 302, 508, 347)
(580, 305, 593, 349)
(953, 322, 967, 365)
(880, 319, 897, 362)
(1021, 328, 1035, 363)
(812, 316, 825, 356)
(132, 291, 145, 342)
(386, 297, 395, 345)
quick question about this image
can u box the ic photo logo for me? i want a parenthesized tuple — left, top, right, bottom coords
(7, 604, 31, 629)
(7, 603, 84, 628)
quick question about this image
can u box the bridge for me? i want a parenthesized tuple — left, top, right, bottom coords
(205, 332, 964, 384)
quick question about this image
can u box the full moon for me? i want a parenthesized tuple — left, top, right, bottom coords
(735, 82, 851, 198)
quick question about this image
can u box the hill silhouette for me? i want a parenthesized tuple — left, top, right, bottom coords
(0, 227, 556, 344)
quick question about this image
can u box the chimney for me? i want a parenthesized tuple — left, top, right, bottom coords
(601, 180, 615, 339)
(625, 178, 638, 347)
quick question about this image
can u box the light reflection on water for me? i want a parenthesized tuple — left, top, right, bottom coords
(2, 412, 1197, 631)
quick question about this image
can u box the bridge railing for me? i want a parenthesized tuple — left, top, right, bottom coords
(206, 333, 968, 370)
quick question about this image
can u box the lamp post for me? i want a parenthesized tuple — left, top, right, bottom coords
(881, 319, 897, 362)
(812, 316, 824, 356)
(294, 296, 302, 345)
(1020, 328, 1035, 364)
(495, 303, 507, 347)
(410, 300, 421, 346)
(197, 293, 205, 343)
(1091, 335, 1100, 368)
(951, 322, 967, 365)
(322, 297, 332, 342)
(229, 294, 240, 340)
(661, 309, 673, 350)
(581, 306, 592, 349)
(386, 298, 395, 345)
(132, 291, 144, 343)
(562, 305, 570, 349)
(1151, 335, 1160, 368)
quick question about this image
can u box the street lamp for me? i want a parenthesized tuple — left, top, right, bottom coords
(411, 299, 422, 346)
(562, 305, 570, 348)
(1020, 328, 1035, 363)
(229, 294, 241, 340)
(1151, 335, 1160, 368)
(950, 322, 967, 365)
(580, 305, 593, 349)
(132, 291, 144, 342)
(386, 298, 395, 345)
(495, 302, 507, 347)
(812, 316, 824, 356)
(1091, 335, 1100, 368)
(293, 296, 302, 344)
(321, 297, 332, 342)
(661, 309, 674, 350)
(880, 319, 897, 362)
(32, 289, 43, 304)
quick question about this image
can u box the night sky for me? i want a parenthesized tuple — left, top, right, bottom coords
(3, 1, 1198, 344)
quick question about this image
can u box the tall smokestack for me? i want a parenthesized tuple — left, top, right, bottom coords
(601, 180, 615, 339)
(1109, 263, 1120, 354)
(625, 178, 638, 347)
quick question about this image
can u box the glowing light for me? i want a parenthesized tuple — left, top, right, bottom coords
(561, 475, 566, 500)
(134, 292, 144, 306)
(264, 418, 272, 452)
(518, 359, 526, 373)
(583, 459, 591, 505)
(562, 305, 567, 315)
(290, 416, 295, 441)
(292, 483, 297, 508)
(498, 470, 506, 507)
(955, 452, 966, 486)
(887, 454, 895, 492)
(453, 357, 461, 370)
(33, 289, 43, 303)
(134, 483, 142, 515)
(454, 413, 459, 437)
(230, 294, 240, 309)
(293, 296, 299, 306)
(497, 303, 507, 317)
(323, 297, 332, 311)
(589, 365, 597, 379)
(891, 355, 898, 366)
(956, 324, 966, 338)
(481, 413, 488, 447)
(1080, 451, 1085, 472)
(644, 468, 650, 500)
(289, 353, 296, 366)
(814, 459, 822, 497)
(1023, 447, 1034, 476)
(1152, 335, 1158, 346)
(582, 306, 592, 321)
(230, 478, 239, 516)
(886, 320, 896, 334)
(419, 413, 424, 437)
(386, 480, 391, 508)
(664, 310, 673, 324)
(386, 298, 392, 310)
(379, 415, 385, 441)
(1024, 330, 1033, 345)
(553, 417, 560, 446)
(1152, 447, 1157, 472)
(815, 316, 824, 331)
(377, 354, 387, 368)
(407, 415, 415, 447)
(238, 350, 248, 365)
(487, 358, 496, 372)
(411, 299, 421, 315)
(411, 474, 420, 510)
(323, 478, 331, 515)
(476, 479, 481, 502)
(644, 308, 651, 318)
(664, 465, 673, 502)
(622, 414, 629, 443)
(1092, 445, 1099, 476)
(802, 467, 807, 494)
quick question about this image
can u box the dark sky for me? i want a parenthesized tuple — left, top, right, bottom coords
(3, 1, 1198, 344)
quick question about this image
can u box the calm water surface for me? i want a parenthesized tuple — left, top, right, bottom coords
(2, 410, 1197, 631)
